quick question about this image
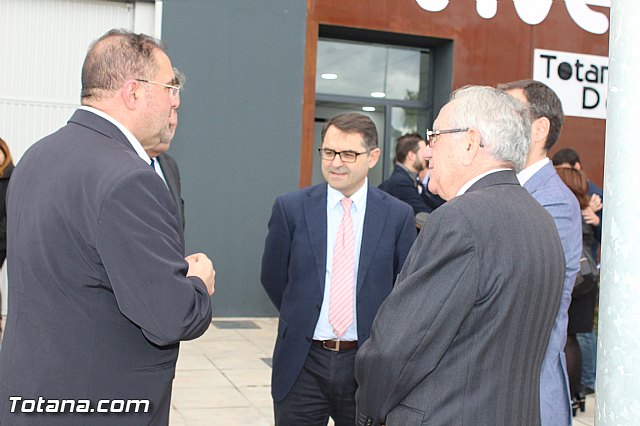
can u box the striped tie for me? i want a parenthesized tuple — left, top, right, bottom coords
(329, 197, 355, 338)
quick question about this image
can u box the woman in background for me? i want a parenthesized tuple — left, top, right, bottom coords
(0, 137, 14, 340)
(555, 166, 599, 416)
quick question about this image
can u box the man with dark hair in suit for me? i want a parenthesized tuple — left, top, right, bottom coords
(0, 30, 214, 425)
(355, 86, 565, 425)
(378, 133, 436, 227)
(500, 79, 582, 426)
(261, 112, 416, 426)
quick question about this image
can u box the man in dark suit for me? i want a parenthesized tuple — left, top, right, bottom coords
(261, 113, 416, 425)
(0, 30, 215, 425)
(148, 67, 185, 230)
(379, 133, 430, 226)
(500, 80, 582, 426)
(355, 86, 565, 425)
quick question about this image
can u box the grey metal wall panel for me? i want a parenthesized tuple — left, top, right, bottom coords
(163, 0, 307, 316)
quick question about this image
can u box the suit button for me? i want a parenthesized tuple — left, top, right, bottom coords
(315, 304, 321, 310)
(305, 336, 311, 342)
(365, 418, 373, 426)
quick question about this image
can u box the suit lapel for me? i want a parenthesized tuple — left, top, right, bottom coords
(68, 109, 136, 154)
(357, 187, 388, 293)
(466, 170, 520, 193)
(303, 185, 328, 293)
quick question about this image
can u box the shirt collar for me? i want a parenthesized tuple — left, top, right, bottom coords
(78, 105, 152, 166)
(517, 157, 549, 185)
(327, 178, 368, 212)
(456, 168, 511, 196)
(397, 163, 418, 181)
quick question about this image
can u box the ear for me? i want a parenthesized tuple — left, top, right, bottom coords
(121, 79, 141, 110)
(531, 117, 550, 145)
(368, 147, 381, 169)
(461, 129, 481, 166)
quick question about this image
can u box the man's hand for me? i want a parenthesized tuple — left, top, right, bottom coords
(185, 253, 215, 295)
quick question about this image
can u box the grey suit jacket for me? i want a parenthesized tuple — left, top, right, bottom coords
(523, 161, 582, 426)
(261, 183, 416, 402)
(0, 109, 212, 425)
(355, 171, 565, 426)
(157, 153, 185, 231)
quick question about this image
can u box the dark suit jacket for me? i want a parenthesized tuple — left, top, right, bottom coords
(0, 110, 212, 425)
(157, 153, 185, 231)
(261, 183, 416, 402)
(378, 165, 429, 215)
(355, 171, 565, 426)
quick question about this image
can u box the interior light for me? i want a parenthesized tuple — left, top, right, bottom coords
(370, 91, 386, 98)
(321, 73, 338, 80)
(362, 107, 376, 112)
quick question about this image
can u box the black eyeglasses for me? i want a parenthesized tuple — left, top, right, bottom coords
(318, 148, 368, 163)
(135, 79, 181, 97)
(425, 128, 469, 147)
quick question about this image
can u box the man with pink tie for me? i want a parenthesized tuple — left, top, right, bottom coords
(261, 112, 416, 425)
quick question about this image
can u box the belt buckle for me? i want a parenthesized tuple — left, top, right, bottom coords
(322, 340, 340, 352)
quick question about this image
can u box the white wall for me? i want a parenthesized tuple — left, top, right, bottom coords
(0, 0, 159, 317)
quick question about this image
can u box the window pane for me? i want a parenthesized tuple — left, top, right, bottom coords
(316, 40, 430, 101)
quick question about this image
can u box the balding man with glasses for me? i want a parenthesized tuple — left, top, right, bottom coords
(0, 30, 214, 425)
(261, 112, 416, 426)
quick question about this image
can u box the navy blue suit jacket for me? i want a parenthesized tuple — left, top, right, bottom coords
(0, 110, 212, 425)
(378, 165, 429, 215)
(261, 183, 416, 402)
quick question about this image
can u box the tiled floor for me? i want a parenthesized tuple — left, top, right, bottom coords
(170, 317, 595, 426)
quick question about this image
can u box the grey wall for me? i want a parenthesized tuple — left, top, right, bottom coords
(163, 0, 307, 316)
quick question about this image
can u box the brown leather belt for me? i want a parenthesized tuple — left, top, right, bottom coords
(312, 339, 358, 352)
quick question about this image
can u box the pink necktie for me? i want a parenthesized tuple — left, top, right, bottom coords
(329, 197, 355, 338)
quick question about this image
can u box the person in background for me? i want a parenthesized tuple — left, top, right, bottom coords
(378, 133, 431, 228)
(0, 137, 13, 340)
(552, 147, 602, 397)
(147, 67, 185, 230)
(500, 79, 582, 426)
(555, 166, 599, 415)
(261, 112, 416, 426)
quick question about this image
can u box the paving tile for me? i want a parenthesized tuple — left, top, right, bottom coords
(171, 385, 250, 410)
(176, 354, 217, 371)
(222, 368, 273, 387)
(175, 407, 272, 426)
(237, 385, 273, 408)
(173, 369, 234, 389)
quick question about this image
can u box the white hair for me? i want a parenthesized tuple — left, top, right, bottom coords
(449, 86, 531, 172)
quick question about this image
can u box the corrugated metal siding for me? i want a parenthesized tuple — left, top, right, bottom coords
(0, 0, 141, 162)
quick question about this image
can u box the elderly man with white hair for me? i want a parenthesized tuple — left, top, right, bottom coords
(355, 86, 566, 426)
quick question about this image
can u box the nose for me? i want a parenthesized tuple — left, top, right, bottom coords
(171, 93, 180, 108)
(330, 153, 345, 167)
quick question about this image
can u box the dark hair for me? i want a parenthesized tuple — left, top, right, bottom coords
(81, 29, 167, 101)
(555, 167, 589, 209)
(497, 79, 564, 151)
(552, 148, 581, 167)
(321, 113, 378, 150)
(395, 133, 424, 164)
(0, 137, 13, 177)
